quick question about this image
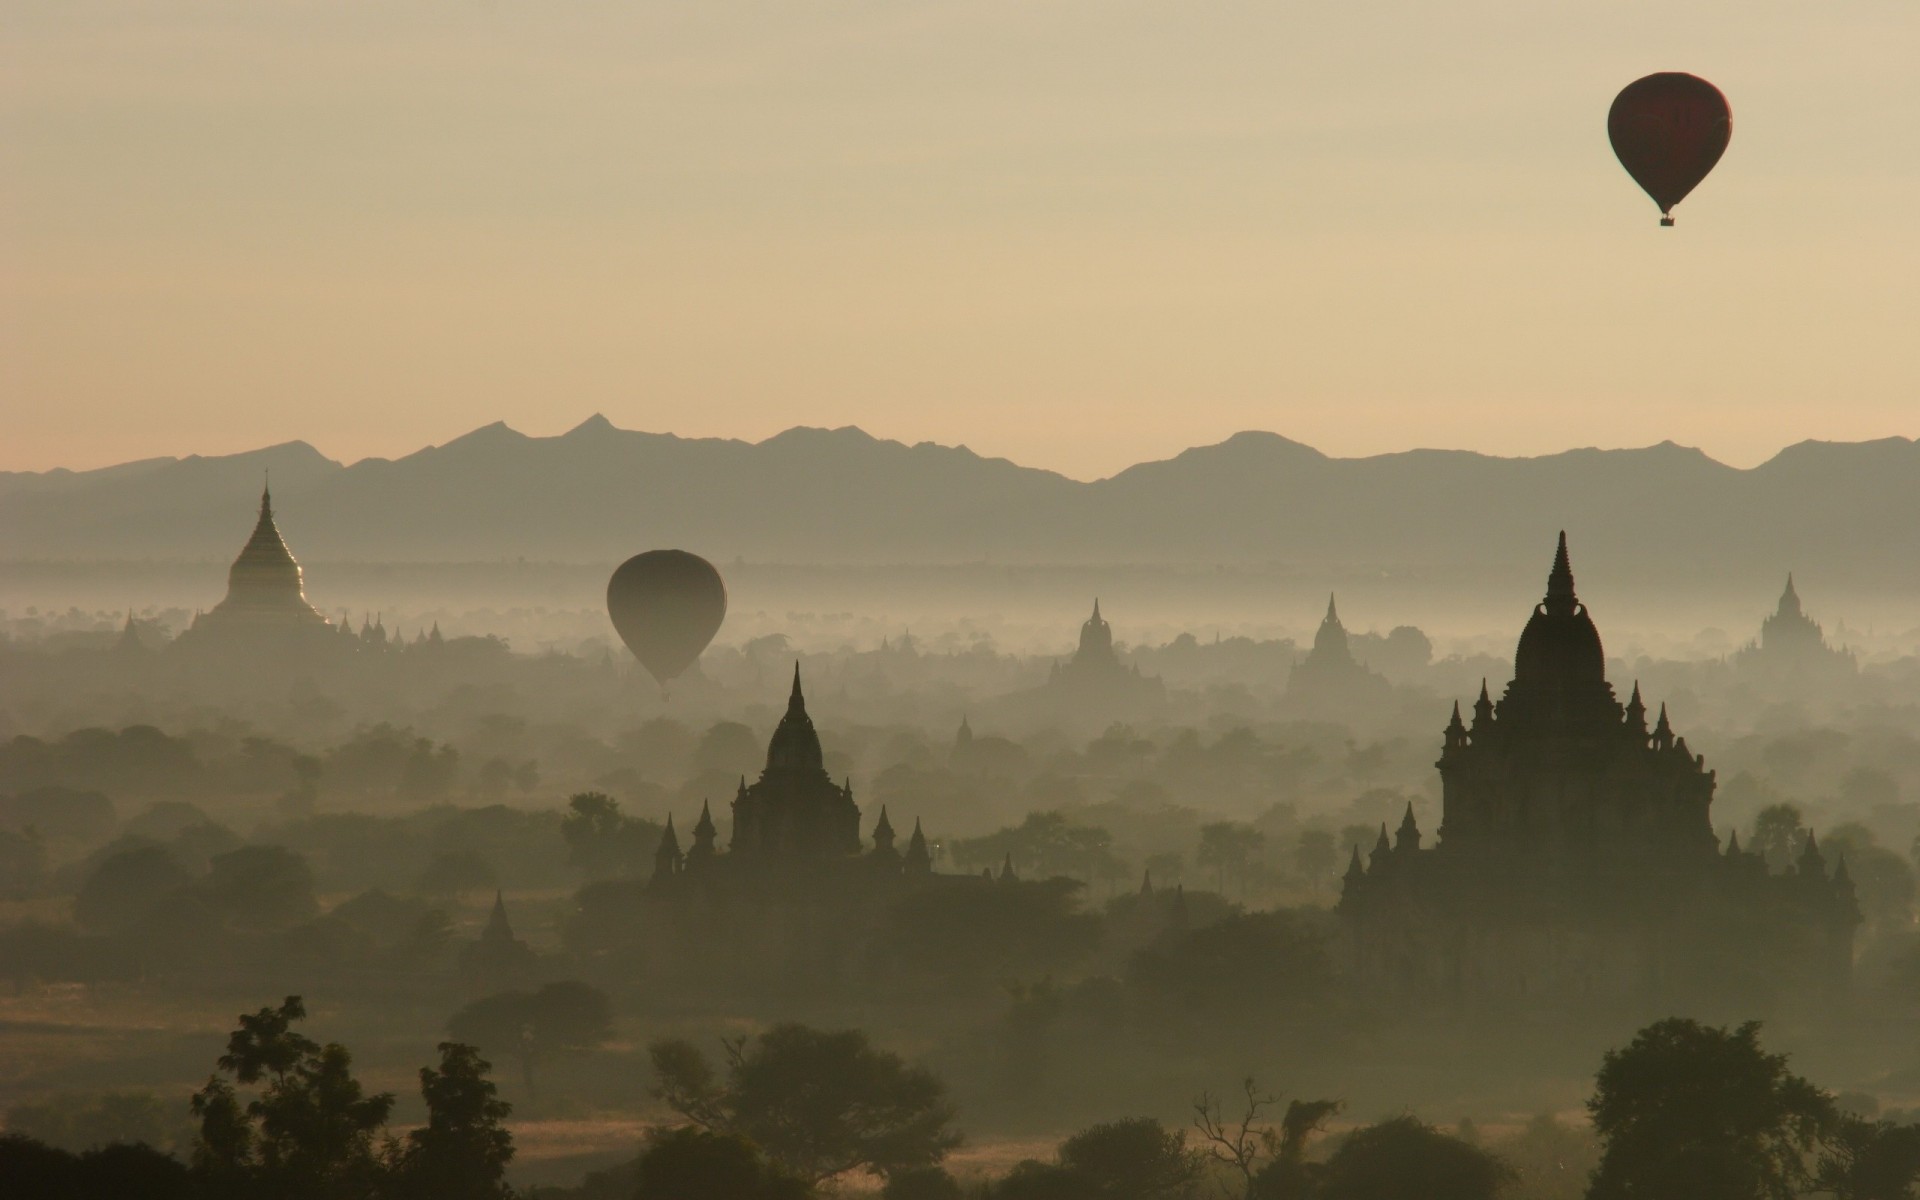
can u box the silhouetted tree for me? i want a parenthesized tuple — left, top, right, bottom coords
(632, 1126, 810, 1200)
(189, 995, 395, 1200)
(1057, 1117, 1200, 1199)
(1317, 1116, 1510, 1200)
(448, 981, 612, 1102)
(884, 1164, 967, 1200)
(1492, 1113, 1600, 1200)
(651, 1023, 959, 1184)
(73, 844, 191, 932)
(873, 876, 1101, 991)
(1811, 1115, 1920, 1200)
(994, 1158, 1096, 1199)
(198, 845, 319, 930)
(390, 1042, 515, 1200)
(559, 791, 655, 879)
(1128, 911, 1333, 1029)
(0, 1135, 195, 1200)
(1193, 1079, 1338, 1200)
(1587, 1018, 1833, 1200)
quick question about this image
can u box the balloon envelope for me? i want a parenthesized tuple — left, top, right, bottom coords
(607, 550, 727, 685)
(1608, 73, 1731, 224)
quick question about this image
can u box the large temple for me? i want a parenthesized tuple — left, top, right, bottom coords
(1340, 534, 1858, 1012)
(174, 483, 334, 649)
(1733, 574, 1856, 687)
(729, 666, 865, 860)
(651, 665, 932, 881)
(1009, 600, 1165, 722)
(1286, 594, 1390, 709)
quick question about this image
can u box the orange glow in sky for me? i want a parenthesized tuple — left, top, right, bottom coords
(5, 2, 1917, 478)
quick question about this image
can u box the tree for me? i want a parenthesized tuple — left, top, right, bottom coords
(400, 737, 460, 802)
(994, 1158, 1097, 1199)
(1318, 1116, 1511, 1200)
(695, 721, 763, 777)
(1811, 1116, 1920, 1200)
(448, 980, 613, 1102)
(189, 996, 395, 1200)
(651, 1023, 960, 1184)
(1586, 1018, 1834, 1200)
(1127, 911, 1333, 1029)
(559, 792, 657, 879)
(0, 1135, 195, 1200)
(1193, 1079, 1339, 1200)
(198, 845, 319, 931)
(633, 1126, 811, 1200)
(1246, 1097, 1344, 1199)
(1752, 804, 1807, 871)
(1197, 823, 1265, 897)
(1492, 1113, 1600, 1200)
(873, 877, 1101, 992)
(1825, 823, 1917, 933)
(1057, 1118, 1200, 1199)
(73, 844, 190, 932)
(391, 1042, 515, 1200)
(1292, 830, 1338, 884)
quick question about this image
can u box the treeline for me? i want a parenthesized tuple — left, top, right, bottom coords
(8, 1008, 1917, 1199)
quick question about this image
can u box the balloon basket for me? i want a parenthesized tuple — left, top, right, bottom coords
(1660, 216, 1675, 227)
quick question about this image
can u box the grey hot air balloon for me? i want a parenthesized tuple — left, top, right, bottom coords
(607, 550, 727, 686)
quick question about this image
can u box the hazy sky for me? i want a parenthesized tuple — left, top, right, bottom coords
(5, 1, 1917, 479)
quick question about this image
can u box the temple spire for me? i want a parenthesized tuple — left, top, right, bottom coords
(687, 800, 717, 865)
(1544, 531, 1577, 614)
(1395, 802, 1421, 852)
(1325, 593, 1340, 626)
(1652, 702, 1674, 751)
(789, 662, 806, 713)
(653, 815, 682, 884)
(904, 817, 932, 872)
(482, 891, 513, 942)
(1798, 829, 1826, 874)
(1471, 678, 1495, 729)
(1779, 573, 1802, 617)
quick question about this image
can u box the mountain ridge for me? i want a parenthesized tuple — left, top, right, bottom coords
(3, 421, 1915, 592)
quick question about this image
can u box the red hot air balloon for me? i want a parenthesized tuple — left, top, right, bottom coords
(1608, 73, 1731, 226)
(607, 550, 727, 687)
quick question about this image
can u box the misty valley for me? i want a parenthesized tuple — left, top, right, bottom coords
(3, 473, 1920, 1200)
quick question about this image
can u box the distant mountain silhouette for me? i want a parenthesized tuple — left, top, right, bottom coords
(4, 418, 1916, 590)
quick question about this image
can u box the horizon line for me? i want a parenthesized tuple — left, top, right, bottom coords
(8, 415, 1917, 485)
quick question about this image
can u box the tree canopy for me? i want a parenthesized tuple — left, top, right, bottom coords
(1587, 1018, 1834, 1200)
(651, 1023, 960, 1184)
